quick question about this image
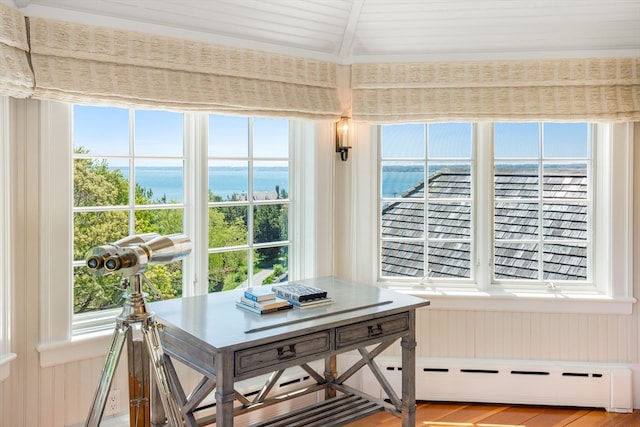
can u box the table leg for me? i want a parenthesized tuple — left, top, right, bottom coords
(401, 311, 418, 427)
(324, 355, 337, 399)
(215, 351, 235, 427)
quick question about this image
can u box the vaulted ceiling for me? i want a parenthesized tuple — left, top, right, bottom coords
(10, 0, 640, 63)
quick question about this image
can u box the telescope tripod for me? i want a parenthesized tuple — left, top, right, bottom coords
(86, 274, 182, 427)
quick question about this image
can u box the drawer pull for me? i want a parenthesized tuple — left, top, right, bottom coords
(277, 344, 297, 360)
(368, 324, 384, 337)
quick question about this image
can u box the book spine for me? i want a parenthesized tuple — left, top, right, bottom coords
(236, 302, 288, 315)
(243, 292, 261, 302)
(240, 297, 288, 310)
(273, 288, 299, 302)
(239, 297, 261, 309)
(298, 292, 327, 302)
(272, 288, 328, 303)
(290, 298, 333, 308)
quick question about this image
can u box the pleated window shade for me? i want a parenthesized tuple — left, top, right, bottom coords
(352, 59, 640, 123)
(0, 4, 33, 98)
(26, 17, 343, 119)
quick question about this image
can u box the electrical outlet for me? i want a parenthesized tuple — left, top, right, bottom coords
(104, 389, 121, 416)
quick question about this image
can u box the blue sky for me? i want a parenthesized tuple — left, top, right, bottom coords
(73, 105, 289, 159)
(382, 122, 589, 160)
(74, 106, 588, 162)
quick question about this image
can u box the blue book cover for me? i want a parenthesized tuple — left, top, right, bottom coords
(243, 286, 276, 302)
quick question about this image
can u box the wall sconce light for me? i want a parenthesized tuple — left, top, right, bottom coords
(335, 117, 352, 161)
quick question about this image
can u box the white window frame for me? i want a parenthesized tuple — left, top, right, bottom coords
(379, 122, 476, 284)
(373, 122, 635, 314)
(206, 116, 292, 291)
(71, 107, 192, 333)
(0, 96, 17, 382)
(36, 102, 331, 366)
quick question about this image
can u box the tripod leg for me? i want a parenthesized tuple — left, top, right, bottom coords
(86, 322, 129, 427)
(141, 321, 183, 426)
(128, 334, 151, 427)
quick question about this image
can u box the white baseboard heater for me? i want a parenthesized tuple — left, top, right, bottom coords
(355, 356, 633, 413)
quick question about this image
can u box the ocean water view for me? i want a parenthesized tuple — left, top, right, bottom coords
(122, 167, 291, 201)
(119, 164, 574, 202)
(115, 166, 425, 201)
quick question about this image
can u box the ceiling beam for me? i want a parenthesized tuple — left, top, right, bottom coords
(338, 0, 364, 61)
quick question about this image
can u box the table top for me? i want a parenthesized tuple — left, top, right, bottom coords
(149, 276, 430, 351)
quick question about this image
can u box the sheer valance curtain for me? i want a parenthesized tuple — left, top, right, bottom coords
(1, 4, 639, 122)
(0, 4, 33, 98)
(351, 59, 640, 123)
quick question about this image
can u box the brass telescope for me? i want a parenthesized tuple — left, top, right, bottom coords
(84, 233, 191, 427)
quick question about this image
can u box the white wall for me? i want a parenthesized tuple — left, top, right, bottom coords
(0, 100, 638, 426)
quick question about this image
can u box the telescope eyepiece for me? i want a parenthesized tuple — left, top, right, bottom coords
(104, 257, 120, 271)
(86, 256, 102, 270)
(86, 233, 191, 277)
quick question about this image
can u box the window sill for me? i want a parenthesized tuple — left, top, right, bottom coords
(38, 329, 114, 368)
(381, 283, 636, 315)
(0, 353, 17, 382)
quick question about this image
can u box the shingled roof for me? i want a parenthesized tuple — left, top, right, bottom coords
(381, 167, 588, 281)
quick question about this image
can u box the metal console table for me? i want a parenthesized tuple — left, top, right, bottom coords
(149, 276, 430, 427)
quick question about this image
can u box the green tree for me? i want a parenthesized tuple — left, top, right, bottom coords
(75, 153, 289, 309)
(254, 202, 288, 266)
(207, 203, 248, 292)
(73, 150, 184, 313)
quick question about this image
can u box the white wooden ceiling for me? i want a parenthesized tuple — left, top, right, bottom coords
(10, 0, 640, 63)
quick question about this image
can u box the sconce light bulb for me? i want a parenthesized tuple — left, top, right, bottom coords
(336, 117, 352, 161)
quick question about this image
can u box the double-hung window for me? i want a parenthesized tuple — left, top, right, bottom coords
(380, 121, 594, 288)
(207, 115, 290, 292)
(42, 103, 294, 346)
(380, 122, 474, 281)
(493, 122, 591, 284)
(73, 106, 187, 318)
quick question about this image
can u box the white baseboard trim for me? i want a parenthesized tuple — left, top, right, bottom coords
(352, 356, 634, 413)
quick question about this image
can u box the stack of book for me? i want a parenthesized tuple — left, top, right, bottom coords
(236, 287, 292, 315)
(271, 282, 334, 309)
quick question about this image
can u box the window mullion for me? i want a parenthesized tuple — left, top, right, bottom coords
(475, 122, 493, 291)
(538, 125, 545, 284)
(129, 109, 136, 235)
(423, 153, 428, 282)
(184, 113, 207, 296)
(247, 118, 255, 287)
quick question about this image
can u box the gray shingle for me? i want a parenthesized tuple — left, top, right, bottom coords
(381, 167, 588, 280)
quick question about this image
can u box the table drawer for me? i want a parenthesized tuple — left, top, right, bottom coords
(235, 331, 330, 376)
(336, 312, 410, 349)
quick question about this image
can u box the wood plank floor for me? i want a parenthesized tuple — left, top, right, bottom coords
(345, 401, 640, 426)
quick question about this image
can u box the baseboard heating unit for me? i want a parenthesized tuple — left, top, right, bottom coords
(354, 356, 633, 413)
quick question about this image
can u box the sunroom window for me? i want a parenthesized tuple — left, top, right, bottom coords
(379, 121, 593, 287)
(380, 122, 474, 280)
(39, 101, 318, 362)
(493, 122, 591, 284)
(70, 107, 292, 326)
(72, 106, 187, 315)
(207, 116, 291, 291)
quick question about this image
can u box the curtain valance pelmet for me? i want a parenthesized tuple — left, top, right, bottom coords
(1, 5, 638, 122)
(0, 4, 33, 98)
(351, 59, 640, 122)
(27, 17, 343, 119)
